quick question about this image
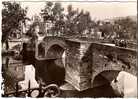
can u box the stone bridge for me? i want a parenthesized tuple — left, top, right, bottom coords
(35, 36, 137, 91)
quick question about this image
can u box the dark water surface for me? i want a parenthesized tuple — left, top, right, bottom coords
(59, 84, 118, 98)
(2, 55, 119, 97)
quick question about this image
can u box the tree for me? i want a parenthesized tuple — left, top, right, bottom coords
(76, 10, 92, 37)
(64, 4, 78, 36)
(41, 2, 65, 36)
(98, 21, 114, 39)
(40, 2, 53, 22)
(2, 2, 28, 47)
(65, 5, 92, 37)
(52, 2, 65, 36)
(114, 17, 137, 40)
(41, 3, 93, 38)
(26, 15, 41, 37)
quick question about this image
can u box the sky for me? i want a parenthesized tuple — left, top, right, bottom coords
(20, 1, 137, 20)
(2, 0, 137, 20)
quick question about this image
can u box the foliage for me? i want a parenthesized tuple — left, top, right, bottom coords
(63, 5, 93, 37)
(35, 2, 136, 40)
(40, 2, 65, 36)
(40, 2, 94, 37)
(114, 17, 137, 40)
(98, 17, 137, 40)
(98, 21, 114, 39)
(2, 1, 29, 42)
(26, 15, 41, 37)
(64, 4, 79, 36)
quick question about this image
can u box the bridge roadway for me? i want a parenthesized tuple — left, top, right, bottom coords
(34, 36, 136, 91)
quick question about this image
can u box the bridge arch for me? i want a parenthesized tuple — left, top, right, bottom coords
(36, 37, 67, 59)
(92, 70, 120, 87)
(91, 60, 123, 88)
(45, 42, 67, 85)
(45, 40, 67, 58)
(34, 37, 68, 85)
(46, 44, 66, 67)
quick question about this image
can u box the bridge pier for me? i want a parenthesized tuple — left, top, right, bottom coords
(65, 41, 92, 91)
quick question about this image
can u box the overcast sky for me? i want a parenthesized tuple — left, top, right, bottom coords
(19, 1, 137, 20)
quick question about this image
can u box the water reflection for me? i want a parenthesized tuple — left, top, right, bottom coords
(18, 65, 39, 90)
(2, 55, 117, 97)
(2, 56, 25, 93)
(59, 78, 118, 97)
(3, 54, 136, 97)
(34, 59, 65, 86)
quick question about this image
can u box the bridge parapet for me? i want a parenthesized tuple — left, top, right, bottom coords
(43, 36, 67, 42)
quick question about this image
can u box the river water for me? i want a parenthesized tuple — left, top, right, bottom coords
(2, 55, 137, 98)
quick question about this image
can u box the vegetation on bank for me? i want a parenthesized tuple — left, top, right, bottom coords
(2, 1, 137, 40)
(2, 1, 137, 51)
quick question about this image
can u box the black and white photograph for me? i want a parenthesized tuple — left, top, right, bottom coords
(1, 0, 137, 98)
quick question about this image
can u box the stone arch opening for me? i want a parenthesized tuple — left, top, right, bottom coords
(45, 44, 66, 85)
(92, 70, 120, 88)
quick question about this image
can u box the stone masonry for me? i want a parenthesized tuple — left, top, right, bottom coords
(35, 37, 137, 91)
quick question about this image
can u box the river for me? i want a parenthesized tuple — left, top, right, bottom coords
(2, 55, 137, 98)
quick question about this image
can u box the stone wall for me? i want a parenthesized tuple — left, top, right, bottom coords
(65, 40, 93, 91)
(92, 43, 137, 77)
(65, 41, 136, 91)
(34, 37, 137, 91)
(65, 40, 81, 91)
